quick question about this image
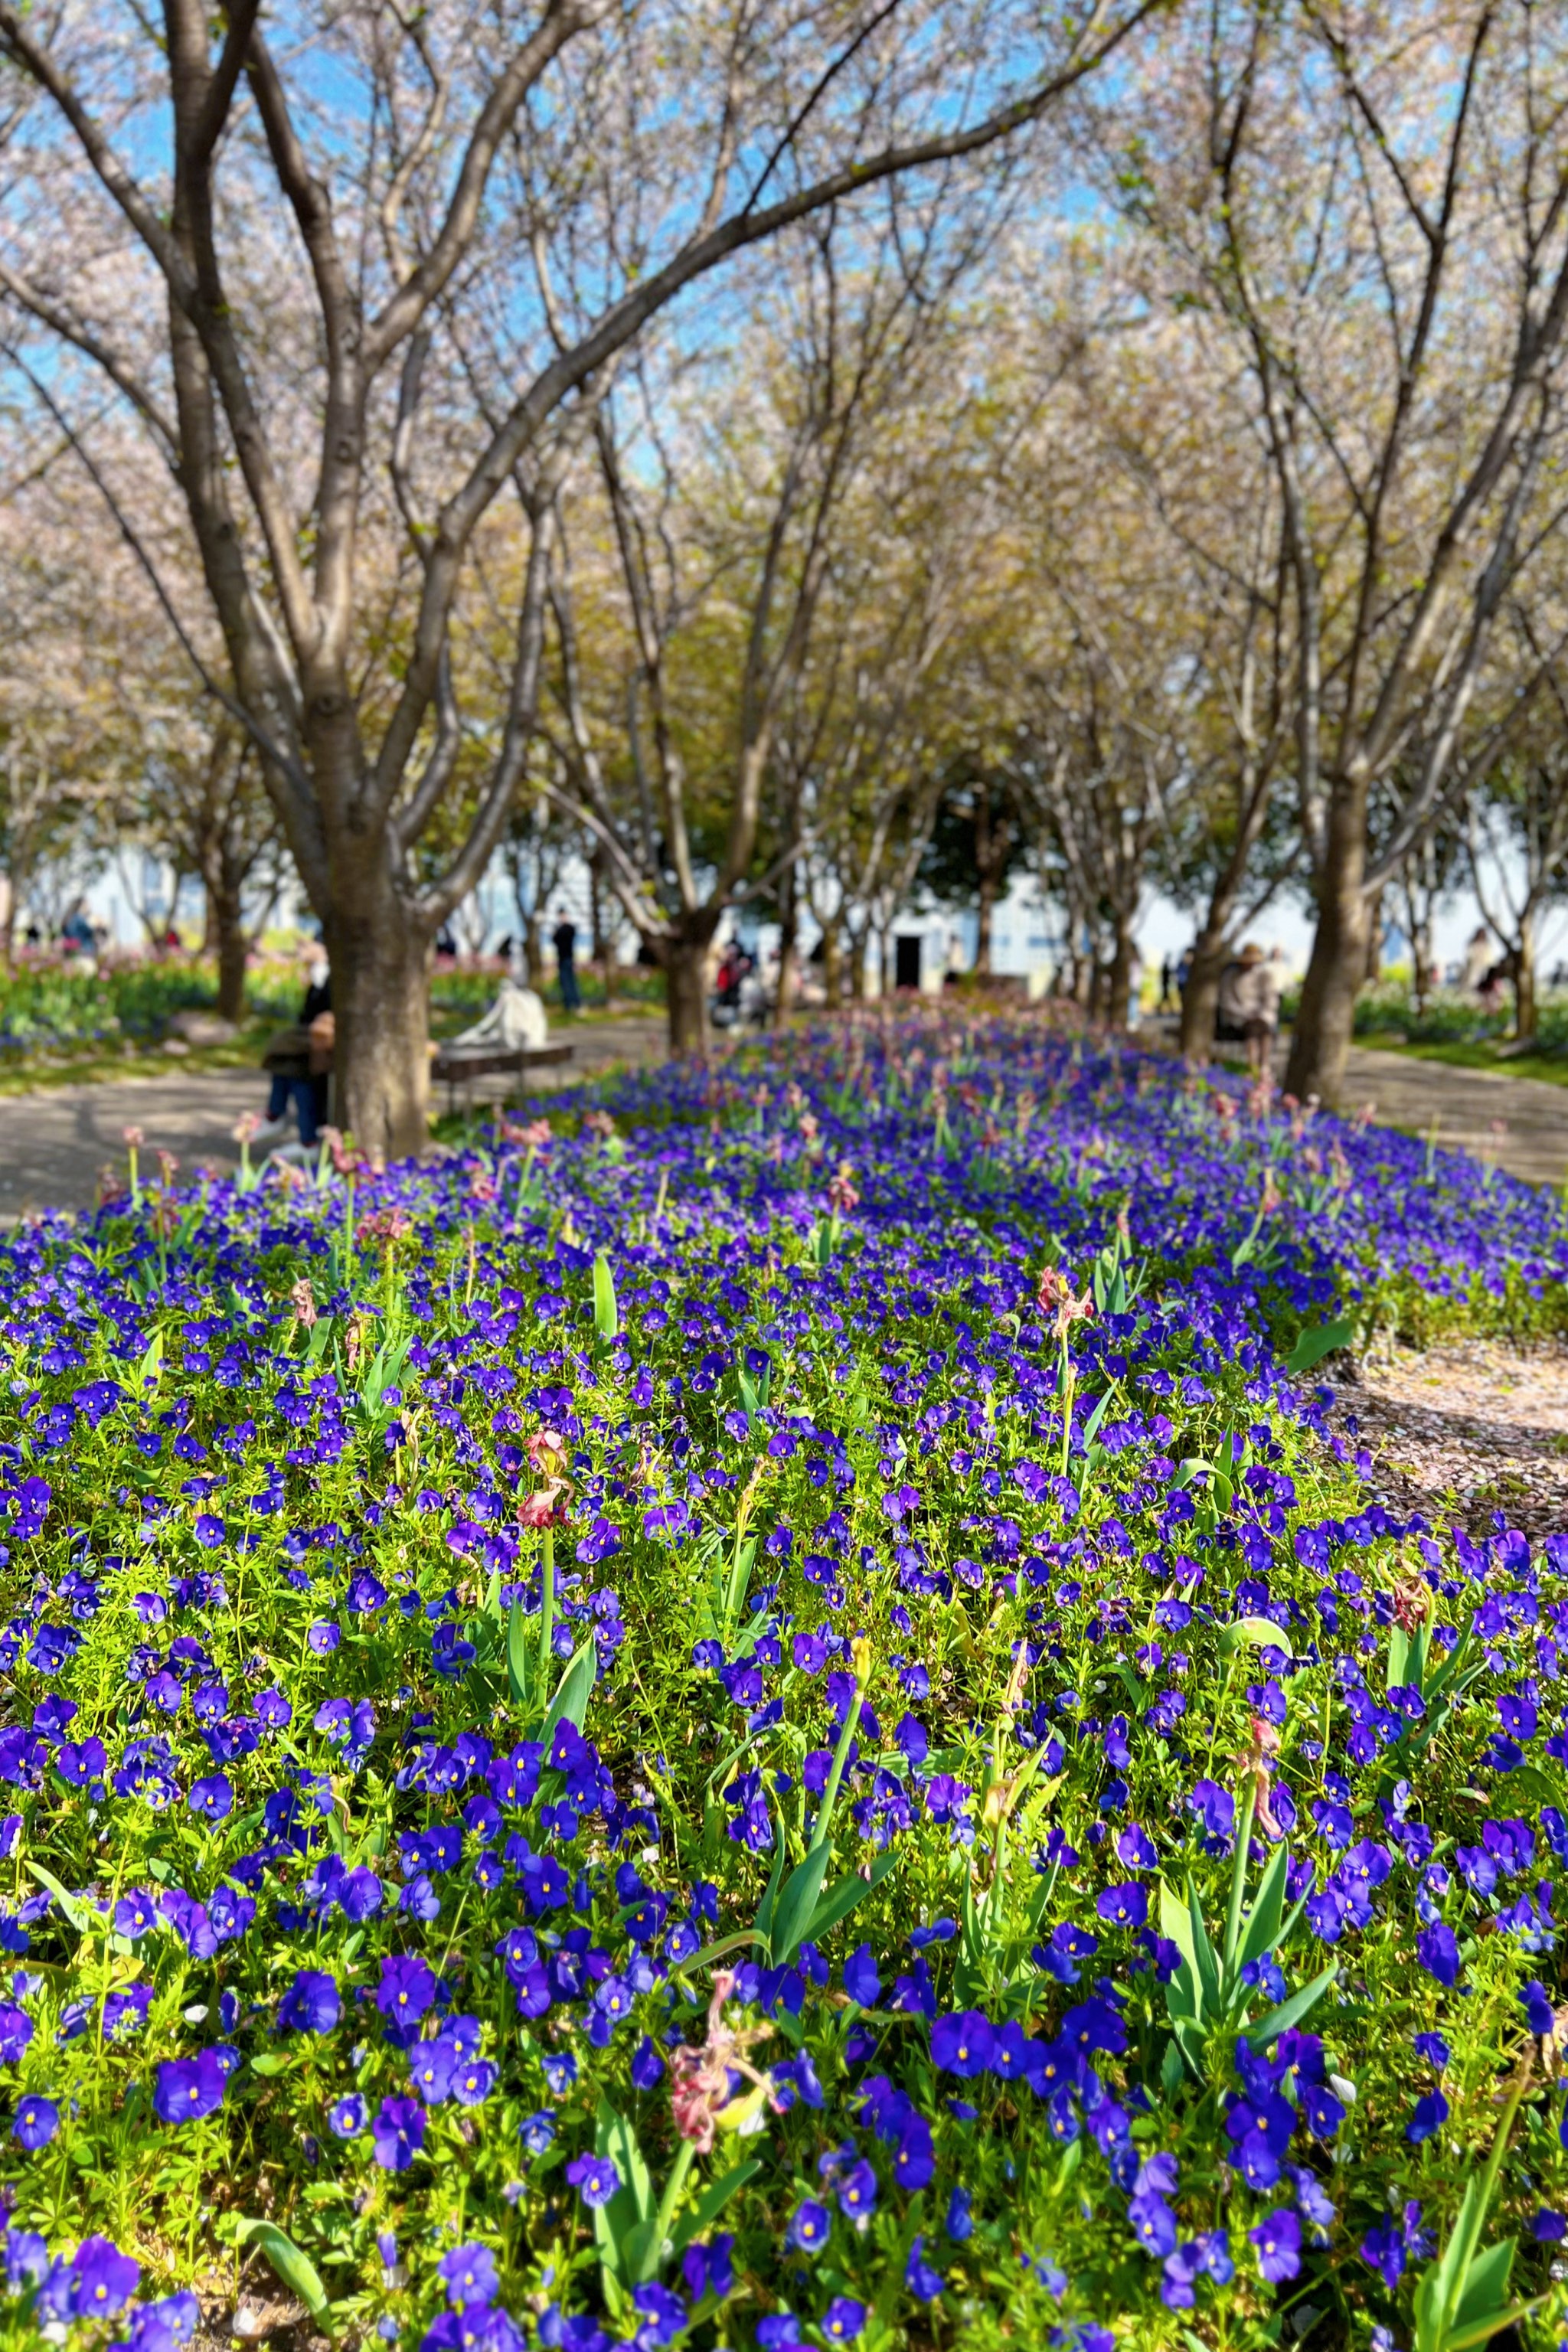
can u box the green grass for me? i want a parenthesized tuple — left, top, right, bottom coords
(1357, 1031, 1568, 1089)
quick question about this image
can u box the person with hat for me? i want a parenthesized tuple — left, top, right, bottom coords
(1215, 942, 1279, 1075)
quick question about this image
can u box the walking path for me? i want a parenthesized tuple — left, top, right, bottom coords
(0, 1017, 667, 1219)
(1331, 1045, 1568, 1188)
(3, 1018, 1567, 1218)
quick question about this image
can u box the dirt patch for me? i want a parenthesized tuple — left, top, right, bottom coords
(1325, 1337, 1568, 1536)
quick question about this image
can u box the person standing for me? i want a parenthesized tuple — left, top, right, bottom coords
(553, 911, 580, 1014)
(256, 940, 333, 1147)
(1248, 945, 1285, 1078)
(1462, 926, 1492, 995)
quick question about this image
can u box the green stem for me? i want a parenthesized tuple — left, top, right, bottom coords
(1223, 1776, 1259, 1981)
(809, 1681, 866, 1856)
(639, 2137, 697, 2283)
(538, 1528, 556, 1690)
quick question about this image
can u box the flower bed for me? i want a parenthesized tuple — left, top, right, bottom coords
(2, 1012, 1567, 2352)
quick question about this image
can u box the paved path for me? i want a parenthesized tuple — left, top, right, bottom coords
(0, 1017, 668, 1219)
(1325, 1047, 1568, 1188)
(5, 1018, 1568, 1217)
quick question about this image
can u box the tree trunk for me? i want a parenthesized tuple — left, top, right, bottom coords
(1364, 889, 1383, 985)
(662, 929, 711, 1056)
(1108, 922, 1133, 1034)
(973, 782, 994, 976)
(326, 879, 432, 1164)
(1283, 783, 1371, 1106)
(1405, 881, 1431, 1017)
(775, 863, 799, 1031)
(1179, 922, 1229, 1060)
(214, 890, 248, 1023)
(0, 874, 13, 969)
(822, 923, 843, 1007)
(1516, 919, 1538, 1044)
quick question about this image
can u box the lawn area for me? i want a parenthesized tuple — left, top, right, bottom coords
(3, 1011, 1568, 2352)
(0, 962, 658, 1096)
(1357, 1032, 1568, 1091)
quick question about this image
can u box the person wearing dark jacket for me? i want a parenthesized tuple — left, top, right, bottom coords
(553, 913, 581, 1014)
(256, 943, 332, 1146)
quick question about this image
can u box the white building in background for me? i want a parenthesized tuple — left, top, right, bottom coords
(64, 833, 1558, 995)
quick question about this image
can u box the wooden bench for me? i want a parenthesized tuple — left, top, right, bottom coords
(430, 1040, 574, 1117)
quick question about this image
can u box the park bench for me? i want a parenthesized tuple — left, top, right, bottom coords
(430, 1039, 573, 1117)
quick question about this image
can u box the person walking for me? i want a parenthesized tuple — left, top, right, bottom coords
(1216, 942, 1264, 1055)
(552, 911, 581, 1014)
(256, 941, 333, 1147)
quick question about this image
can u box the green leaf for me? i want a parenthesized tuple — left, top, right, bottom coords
(1284, 1315, 1352, 1375)
(1185, 1878, 1222, 2015)
(753, 1811, 789, 1950)
(1082, 1383, 1119, 1447)
(1452, 2240, 1517, 2333)
(25, 1861, 92, 1934)
(591, 2102, 653, 2285)
(1234, 1843, 1291, 1975)
(1158, 1877, 1197, 1968)
(1223, 1617, 1294, 1658)
(1243, 1961, 1339, 2049)
(1444, 2296, 1544, 2352)
(1495, 1762, 1566, 1809)
(670, 2158, 763, 2253)
(1387, 1625, 1410, 1688)
(668, 1930, 763, 1978)
(768, 1847, 831, 1967)
(234, 2221, 333, 2329)
(134, 1329, 164, 1396)
(505, 1597, 531, 1708)
(805, 1847, 897, 1946)
(248, 2051, 296, 2078)
(593, 1251, 619, 1341)
(542, 1641, 596, 1743)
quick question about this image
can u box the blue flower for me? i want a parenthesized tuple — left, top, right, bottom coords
(906, 2236, 945, 2301)
(277, 1969, 339, 2035)
(371, 2097, 426, 2171)
(11, 2095, 57, 2149)
(931, 2009, 995, 2076)
(565, 2153, 620, 2208)
(186, 1773, 233, 1821)
(1249, 2209, 1301, 2284)
(1406, 2091, 1449, 2145)
(843, 1943, 880, 2007)
(787, 2200, 831, 2254)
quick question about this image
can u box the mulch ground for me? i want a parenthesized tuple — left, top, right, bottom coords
(1324, 1338, 1568, 1537)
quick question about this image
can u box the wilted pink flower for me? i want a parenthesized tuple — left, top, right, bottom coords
(1235, 1714, 1285, 1840)
(668, 1971, 777, 2153)
(1037, 1266, 1093, 1341)
(827, 1161, 859, 1217)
